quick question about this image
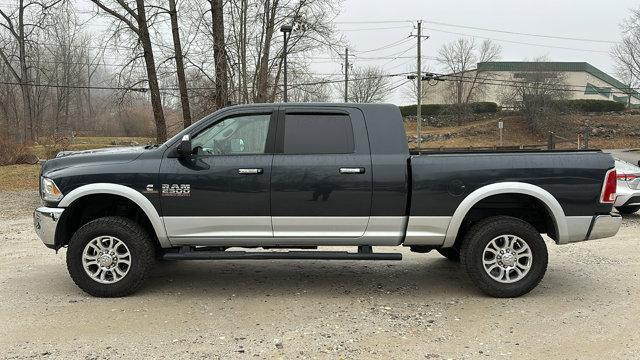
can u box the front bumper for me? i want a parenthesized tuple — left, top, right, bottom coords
(586, 213, 622, 241)
(33, 207, 64, 248)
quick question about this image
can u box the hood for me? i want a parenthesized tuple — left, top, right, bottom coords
(42, 146, 147, 174)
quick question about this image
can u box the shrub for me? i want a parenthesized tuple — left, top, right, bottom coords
(554, 99, 625, 113)
(0, 136, 39, 166)
(41, 135, 71, 159)
(399, 102, 499, 117)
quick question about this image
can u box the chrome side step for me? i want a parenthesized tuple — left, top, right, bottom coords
(162, 246, 402, 261)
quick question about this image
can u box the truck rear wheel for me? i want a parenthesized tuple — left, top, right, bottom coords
(460, 216, 548, 298)
(66, 216, 155, 297)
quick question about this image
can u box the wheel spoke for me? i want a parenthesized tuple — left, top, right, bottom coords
(114, 267, 127, 277)
(118, 259, 131, 266)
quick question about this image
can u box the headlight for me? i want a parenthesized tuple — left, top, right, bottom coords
(41, 177, 64, 202)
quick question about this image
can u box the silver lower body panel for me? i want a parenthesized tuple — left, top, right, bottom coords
(164, 216, 407, 247)
(403, 216, 452, 246)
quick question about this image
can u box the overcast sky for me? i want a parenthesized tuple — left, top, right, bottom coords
(323, 0, 639, 104)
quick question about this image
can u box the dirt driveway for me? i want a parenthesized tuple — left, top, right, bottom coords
(1, 190, 639, 359)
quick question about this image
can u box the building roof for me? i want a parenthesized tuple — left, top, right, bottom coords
(477, 61, 639, 100)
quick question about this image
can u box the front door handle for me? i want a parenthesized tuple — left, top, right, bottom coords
(238, 168, 263, 174)
(339, 167, 365, 174)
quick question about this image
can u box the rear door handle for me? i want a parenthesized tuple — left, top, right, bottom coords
(238, 168, 263, 174)
(339, 167, 365, 174)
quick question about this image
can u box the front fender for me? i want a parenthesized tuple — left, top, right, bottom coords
(58, 183, 171, 248)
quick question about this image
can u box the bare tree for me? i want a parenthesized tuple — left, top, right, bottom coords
(185, 0, 340, 105)
(0, 0, 64, 142)
(437, 38, 501, 105)
(612, 8, 640, 105)
(288, 68, 332, 102)
(168, 0, 192, 127)
(338, 66, 391, 103)
(499, 58, 569, 133)
(90, 0, 167, 142)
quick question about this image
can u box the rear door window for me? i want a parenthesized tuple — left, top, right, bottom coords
(282, 113, 354, 154)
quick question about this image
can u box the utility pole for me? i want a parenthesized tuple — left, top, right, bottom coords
(280, 25, 292, 102)
(416, 20, 422, 151)
(344, 47, 349, 102)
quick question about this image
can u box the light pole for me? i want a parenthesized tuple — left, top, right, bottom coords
(280, 24, 293, 102)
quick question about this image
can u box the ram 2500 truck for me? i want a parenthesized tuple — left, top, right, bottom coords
(34, 103, 621, 298)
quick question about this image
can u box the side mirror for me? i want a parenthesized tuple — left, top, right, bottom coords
(176, 134, 192, 157)
(637, 160, 640, 168)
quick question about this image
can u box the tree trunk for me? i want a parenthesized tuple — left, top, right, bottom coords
(240, 0, 249, 103)
(210, 0, 228, 109)
(254, 0, 278, 103)
(169, 0, 191, 128)
(135, 0, 167, 142)
(17, 0, 34, 142)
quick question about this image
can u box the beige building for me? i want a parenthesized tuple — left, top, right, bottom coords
(422, 62, 640, 107)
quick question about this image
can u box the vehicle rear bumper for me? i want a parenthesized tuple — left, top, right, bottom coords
(586, 213, 622, 241)
(33, 207, 64, 249)
(614, 184, 640, 207)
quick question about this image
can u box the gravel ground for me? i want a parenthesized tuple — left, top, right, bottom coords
(1, 190, 639, 359)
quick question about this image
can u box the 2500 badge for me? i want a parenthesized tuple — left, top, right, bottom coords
(144, 184, 191, 197)
(162, 184, 190, 196)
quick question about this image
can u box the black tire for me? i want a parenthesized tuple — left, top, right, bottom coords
(436, 247, 461, 262)
(460, 216, 548, 298)
(616, 206, 640, 214)
(66, 216, 155, 297)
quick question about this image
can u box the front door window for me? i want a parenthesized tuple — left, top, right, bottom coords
(191, 114, 271, 155)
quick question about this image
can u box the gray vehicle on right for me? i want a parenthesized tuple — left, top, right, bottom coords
(615, 159, 640, 214)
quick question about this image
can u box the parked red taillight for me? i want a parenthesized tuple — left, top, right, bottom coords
(600, 169, 617, 204)
(616, 173, 639, 182)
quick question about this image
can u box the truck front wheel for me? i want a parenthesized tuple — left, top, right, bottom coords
(460, 216, 548, 298)
(66, 216, 155, 297)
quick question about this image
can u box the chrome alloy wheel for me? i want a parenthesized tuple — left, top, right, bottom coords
(482, 235, 532, 283)
(82, 236, 132, 284)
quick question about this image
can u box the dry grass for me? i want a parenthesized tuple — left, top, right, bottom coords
(0, 136, 153, 190)
(0, 164, 40, 191)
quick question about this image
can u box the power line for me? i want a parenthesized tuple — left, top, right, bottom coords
(352, 36, 412, 54)
(335, 20, 413, 24)
(423, 20, 617, 44)
(0, 72, 413, 91)
(422, 26, 610, 54)
(340, 25, 410, 32)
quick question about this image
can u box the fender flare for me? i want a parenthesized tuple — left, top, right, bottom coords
(442, 182, 567, 247)
(58, 183, 171, 248)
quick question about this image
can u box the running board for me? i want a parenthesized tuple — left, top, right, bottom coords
(162, 247, 402, 261)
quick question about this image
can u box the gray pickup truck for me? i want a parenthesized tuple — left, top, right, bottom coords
(34, 103, 621, 298)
